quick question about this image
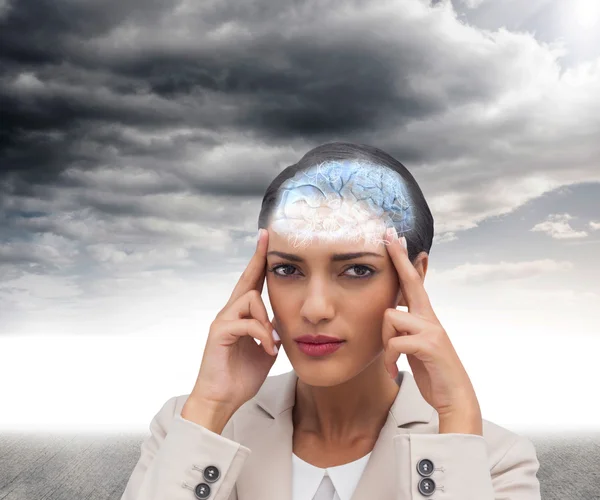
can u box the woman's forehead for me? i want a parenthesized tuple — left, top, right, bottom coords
(266, 227, 388, 260)
(267, 206, 389, 251)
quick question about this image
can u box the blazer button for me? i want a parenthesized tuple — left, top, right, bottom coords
(204, 465, 221, 482)
(416, 458, 434, 477)
(417, 477, 436, 496)
(194, 483, 211, 499)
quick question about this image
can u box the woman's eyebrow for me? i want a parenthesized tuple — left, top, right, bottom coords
(266, 251, 384, 262)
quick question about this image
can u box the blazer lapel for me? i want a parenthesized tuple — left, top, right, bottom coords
(234, 370, 296, 500)
(350, 371, 434, 500)
(236, 369, 435, 500)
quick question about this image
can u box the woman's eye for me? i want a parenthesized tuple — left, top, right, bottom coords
(268, 264, 375, 279)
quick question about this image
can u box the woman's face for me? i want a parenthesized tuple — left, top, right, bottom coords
(265, 223, 406, 387)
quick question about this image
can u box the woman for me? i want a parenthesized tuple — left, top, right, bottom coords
(120, 142, 541, 500)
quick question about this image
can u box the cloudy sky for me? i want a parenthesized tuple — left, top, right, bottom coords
(1, 0, 598, 433)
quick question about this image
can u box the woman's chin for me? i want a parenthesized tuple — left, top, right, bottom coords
(293, 364, 350, 388)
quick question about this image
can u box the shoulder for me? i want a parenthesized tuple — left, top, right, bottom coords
(416, 411, 537, 471)
(165, 371, 291, 433)
(172, 371, 289, 414)
(480, 418, 538, 470)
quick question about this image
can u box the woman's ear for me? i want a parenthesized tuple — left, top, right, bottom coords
(410, 252, 429, 282)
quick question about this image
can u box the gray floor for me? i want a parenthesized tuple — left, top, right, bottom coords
(0, 431, 598, 499)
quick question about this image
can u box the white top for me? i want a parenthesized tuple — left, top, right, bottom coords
(292, 451, 372, 500)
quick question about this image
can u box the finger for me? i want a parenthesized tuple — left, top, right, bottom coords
(384, 335, 427, 378)
(221, 289, 274, 340)
(381, 308, 428, 375)
(218, 318, 279, 356)
(224, 229, 269, 311)
(381, 308, 426, 346)
(271, 316, 281, 344)
(384, 227, 433, 317)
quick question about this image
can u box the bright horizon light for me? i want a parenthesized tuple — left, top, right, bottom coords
(1, 315, 599, 435)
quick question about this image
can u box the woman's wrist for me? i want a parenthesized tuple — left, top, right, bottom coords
(438, 408, 483, 435)
(181, 397, 235, 435)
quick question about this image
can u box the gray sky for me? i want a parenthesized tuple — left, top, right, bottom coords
(0, 0, 598, 431)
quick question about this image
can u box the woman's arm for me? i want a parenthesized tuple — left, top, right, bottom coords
(120, 395, 250, 500)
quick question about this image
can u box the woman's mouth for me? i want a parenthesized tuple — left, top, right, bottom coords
(295, 341, 345, 357)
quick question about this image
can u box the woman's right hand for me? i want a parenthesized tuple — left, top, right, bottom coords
(186, 228, 281, 416)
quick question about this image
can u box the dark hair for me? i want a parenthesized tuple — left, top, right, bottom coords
(258, 142, 434, 263)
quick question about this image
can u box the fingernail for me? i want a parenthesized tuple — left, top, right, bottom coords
(257, 228, 263, 245)
(272, 344, 278, 355)
(272, 328, 280, 341)
(400, 236, 407, 250)
(387, 227, 398, 240)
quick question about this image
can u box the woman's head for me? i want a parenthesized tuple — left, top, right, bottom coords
(258, 142, 434, 386)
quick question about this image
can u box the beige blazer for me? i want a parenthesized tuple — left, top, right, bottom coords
(121, 369, 541, 500)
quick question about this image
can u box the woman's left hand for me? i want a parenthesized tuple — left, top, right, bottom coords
(381, 227, 482, 434)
